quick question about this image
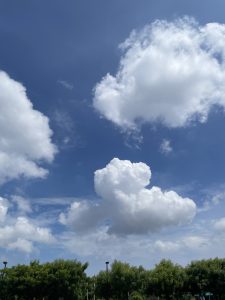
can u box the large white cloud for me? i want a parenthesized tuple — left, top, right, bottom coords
(0, 71, 57, 184)
(61, 158, 196, 235)
(93, 18, 225, 129)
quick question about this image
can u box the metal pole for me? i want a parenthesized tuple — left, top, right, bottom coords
(2, 262, 8, 300)
(105, 261, 109, 273)
(105, 262, 109, 300)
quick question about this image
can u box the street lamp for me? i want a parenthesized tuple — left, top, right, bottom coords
(105, 262, 109, 300)
(105, 261, 109, 273)
(2, 261, 8, 300)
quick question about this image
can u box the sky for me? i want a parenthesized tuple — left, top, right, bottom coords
(2, 0, 225, 274)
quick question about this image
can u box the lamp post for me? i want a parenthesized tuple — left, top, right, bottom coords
(105, 262, 109, 273)
(2, 261, 8, 300)
(105, 262, 109, 300)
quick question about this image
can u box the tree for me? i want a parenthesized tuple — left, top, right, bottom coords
(1, 259, 88, 300)
(186, 258, 225, 299)
(147, 259, 186, 300)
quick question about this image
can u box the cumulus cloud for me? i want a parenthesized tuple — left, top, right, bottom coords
(0, 197, 55, 253)
(61, 158, 196, 235)
(0, 71, 57, 184)
(94, 17, 225, 129)
(0, 217, 55, 253)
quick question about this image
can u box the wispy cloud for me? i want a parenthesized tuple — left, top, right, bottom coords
(160, 139, 173, 155)
(58, 80, 74, 90)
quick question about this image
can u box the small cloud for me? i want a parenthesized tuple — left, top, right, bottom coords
(0, 197, 8, 222)
(213, 217, 225, 231)
(182, 235, 208, 249)
(124, 130, 143, 150)
(154, 240, 181, 253)
(212, 192, 225, 205)
(52, 109, 78, 149)
(8, 239, 33, 253)
(160, 139, 173, 155)
(58, 80, 74, 90)
(53, 110, 74, 132)
(11, 195, 32, 214)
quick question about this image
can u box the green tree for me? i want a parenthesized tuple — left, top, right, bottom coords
(148, 259, 186, 300)
(1, 259, 88, 300)
(185, 258, 225, 299)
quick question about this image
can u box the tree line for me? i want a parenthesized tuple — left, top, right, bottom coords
(1, 257, 225, 300)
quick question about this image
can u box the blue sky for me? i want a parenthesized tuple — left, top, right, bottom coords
(1, 0, 225, 274)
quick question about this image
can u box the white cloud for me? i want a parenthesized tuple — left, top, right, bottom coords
(11, 195, 32, 214)
(0, 197, 8, 222)
(94, 18, 225, 129)
(58, 222, 216, 267)
(59, 229, 158, 263)
(152, 235, 209, 257)
(182, 235, 209, 249)
(212, 192, 225, 205)
(8, 239, 33, 253)
(95, 158, 151, 198)
(61, 158, 196, 235)
(0, 197, 55, 253)
(0, 71, 57, 184)
(59, 201, 102, 232)
(160, 139, 173, 154)
(154, 240, 181, 253)
(214, 217, 225, 231)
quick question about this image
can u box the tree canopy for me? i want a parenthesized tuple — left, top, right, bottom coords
(1, 257, 225, 300)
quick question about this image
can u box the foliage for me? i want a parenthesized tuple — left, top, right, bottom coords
(1, 257, 225, 299)
(147, 259, 186, 299)
(0, 259, 88, 300)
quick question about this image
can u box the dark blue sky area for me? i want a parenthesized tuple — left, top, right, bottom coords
(0, 0, 225, 200)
